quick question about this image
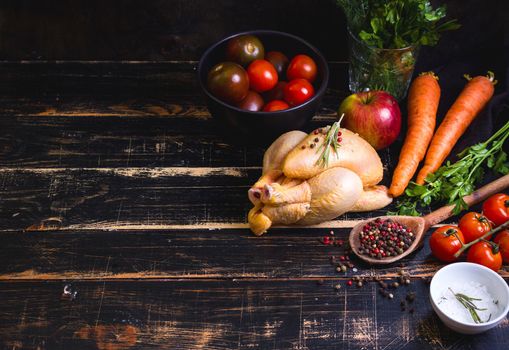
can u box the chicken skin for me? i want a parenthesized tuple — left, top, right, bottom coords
(248, 126, 392, 235)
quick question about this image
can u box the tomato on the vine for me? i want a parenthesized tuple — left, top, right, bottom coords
(247, 59, 278, 93)
(466, 241, 502, 272)
(263, 100, 289, 112)
(494, 230, 509, 263)
(483, 193, 509, 226)
(429, 225, 465, 262)
(284, 79, 315, 106)
(458, 212, 492, 243)
(286, 54, 317, 82)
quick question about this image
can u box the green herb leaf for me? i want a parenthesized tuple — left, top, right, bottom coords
(391, 120, 509, 216)
(335, 0, 459, 49)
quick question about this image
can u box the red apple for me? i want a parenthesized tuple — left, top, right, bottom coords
(338, 91, 401, 150)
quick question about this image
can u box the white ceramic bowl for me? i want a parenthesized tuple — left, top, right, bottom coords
(430, 262, 509, 334)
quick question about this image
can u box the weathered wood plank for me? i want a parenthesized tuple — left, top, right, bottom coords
(0, 279, 507, 350)
(0, 61, 348, 96)
(0, 164, 423, 232)
(0, 228, 507, 281)
(0, 228, 440, 280)
(0, 108, 339, 169)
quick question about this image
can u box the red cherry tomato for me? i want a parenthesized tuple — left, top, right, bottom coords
(494, 230, 509, 263)
(458, 212, 492, 243)
(429, 225, 465, 262)
(466, 241, 502, 272)
(263, 100, 289, 112)
(246, 59, 278, 93)
(482, 193, 509, 226)
(284, 79, 315, 106)
(286, 54, 317, 82)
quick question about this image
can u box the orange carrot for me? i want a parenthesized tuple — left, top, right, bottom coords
(416, 72, 496, 184)
(389, 72, 440, 197)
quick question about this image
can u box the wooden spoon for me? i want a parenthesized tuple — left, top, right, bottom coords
(349, 174, 509, 265)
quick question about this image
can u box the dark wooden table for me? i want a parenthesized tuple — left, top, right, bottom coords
(0, 60, 508, 350)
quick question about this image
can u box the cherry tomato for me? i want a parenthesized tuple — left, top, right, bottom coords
(286, 54, 317, 82)
(429, 225, 465, 262)
(226, 35, 264, 67)
(207, 62, 249, 104)
(263, 100, 289, 112)
(265, 51, 289, 78)
(237, 90, 265, 111)
(247, 59, 278, 93)
(263, 81, 287, 101)
(466, 241, 502, 272)
(458, 212, 492, 243)
(482, 193, 509, 226)
(284, 79, 315, 106)
(493, 230, 509, 263)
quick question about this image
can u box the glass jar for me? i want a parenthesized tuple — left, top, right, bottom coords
(347, 28, 419, 101)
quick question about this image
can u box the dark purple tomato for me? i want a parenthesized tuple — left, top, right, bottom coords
(265, 51, 289, 78)
(237, 90, 264, 111)
(263, 81, 287, 101)
(207, 62, 249, 104)
(226, 35, 265, 67)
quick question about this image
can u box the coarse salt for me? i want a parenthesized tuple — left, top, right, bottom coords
(436, 280, 501, 324)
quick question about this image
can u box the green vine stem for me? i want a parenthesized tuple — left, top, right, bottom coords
(454, 220, 509, 258)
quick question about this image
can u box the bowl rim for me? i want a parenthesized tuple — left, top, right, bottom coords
(197, 29, 330, 115)
(429, 262, 509, 329)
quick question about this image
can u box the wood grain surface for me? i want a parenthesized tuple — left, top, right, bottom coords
(0, 59, 507, 350)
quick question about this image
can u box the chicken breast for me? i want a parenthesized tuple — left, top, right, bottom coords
(282, 128, 383, 187)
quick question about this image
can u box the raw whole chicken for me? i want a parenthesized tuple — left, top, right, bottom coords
(248, 125, 392, 235)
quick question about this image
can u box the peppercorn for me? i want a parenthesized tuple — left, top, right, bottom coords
(310, 143, 315, 149)
(391, 282, 400, 289)
(406, 292, 416, 303)
(340, 265, 347, 272)
(359, 218, 415, 259)
(314, 137, 319, 143)
(334, 284, 341, 291)
(301, 145, 306, 149)
(347, 280, 353, 286)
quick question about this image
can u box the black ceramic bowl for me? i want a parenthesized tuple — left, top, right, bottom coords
(198, 30, 329, 144)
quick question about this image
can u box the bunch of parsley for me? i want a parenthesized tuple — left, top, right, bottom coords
(391, 120, 509, 216)
(336, 0, 460, 49)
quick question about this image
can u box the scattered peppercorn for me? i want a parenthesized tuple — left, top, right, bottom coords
(406, 292, 416, 303)
(310, 143, 315, 149)
(347, 280, 353, 286)
(314, 137, 319, 143)
(391, 282, 400, 289)
(357, 281, 363, 288)
(340, 265, 347, 272)
(334, 284, 341, 291)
